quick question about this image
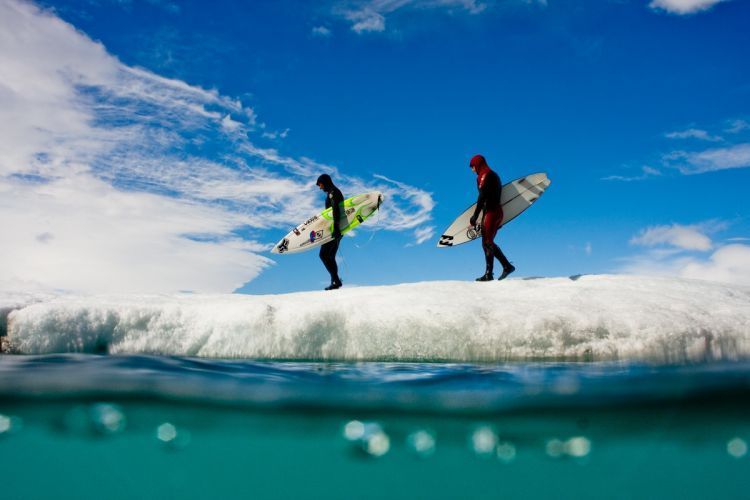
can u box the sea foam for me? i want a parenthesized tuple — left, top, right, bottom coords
(3, 275, 749, 362)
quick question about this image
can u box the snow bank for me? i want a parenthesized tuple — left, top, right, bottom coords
(5, 275, 750, 362)
(1, 290, 57, 338)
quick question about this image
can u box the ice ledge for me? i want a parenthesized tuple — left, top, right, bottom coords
(3, 275, 750, 362)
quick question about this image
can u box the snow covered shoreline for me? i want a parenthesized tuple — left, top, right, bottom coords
(2, 275, 749, 363)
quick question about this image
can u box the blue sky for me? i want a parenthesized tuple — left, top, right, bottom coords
(1, 0, 749, 294)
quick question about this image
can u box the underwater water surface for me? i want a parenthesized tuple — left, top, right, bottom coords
(1, 355, 749, 499)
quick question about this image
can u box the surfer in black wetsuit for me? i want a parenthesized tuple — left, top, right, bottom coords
(468, 154, 515, 281)
(316, 174, 344, 290)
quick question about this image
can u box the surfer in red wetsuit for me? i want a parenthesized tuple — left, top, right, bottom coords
(468, 154, 515, 281)
(317, 174, 344, 290)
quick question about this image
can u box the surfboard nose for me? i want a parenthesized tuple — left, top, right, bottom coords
(271, 237, 289, 254)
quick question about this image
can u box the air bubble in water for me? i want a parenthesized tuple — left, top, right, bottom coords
(727, 437, 747, 458)
(545, 439, 565, 458)
(565, 436, 591, 458)
(343, 420, 365, 441)
(157, 423, 178, 442)
(407, 430, 436, 457)
(343, 420, 390, 458)
(496, 441, 516, 463)
(471, 426, 497, 456)
(90, 403, 126, 435)
(0, 414, 12, 434)
(157, 422, 191, 449)
(365, 431, 390, 457)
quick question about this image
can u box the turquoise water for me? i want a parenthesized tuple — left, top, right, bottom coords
(1, 356, 750, 499)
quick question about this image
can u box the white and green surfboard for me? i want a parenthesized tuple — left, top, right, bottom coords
(272, 191, 384, 254)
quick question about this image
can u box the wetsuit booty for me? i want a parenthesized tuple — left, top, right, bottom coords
(324, 281, 342, 291)
(493, 245, 512, 270)
(476, 272, 493, 282)
(498, 264, 515, 281)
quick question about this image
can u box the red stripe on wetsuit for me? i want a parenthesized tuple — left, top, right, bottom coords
(475, 164, 503, 245)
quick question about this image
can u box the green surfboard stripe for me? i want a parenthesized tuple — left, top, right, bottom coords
(320, 195, 380, 235)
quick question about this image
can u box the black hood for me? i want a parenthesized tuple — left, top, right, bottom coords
(316, 174, 334, 191)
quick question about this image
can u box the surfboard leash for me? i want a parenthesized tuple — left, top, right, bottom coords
(353, 195, 383, 250)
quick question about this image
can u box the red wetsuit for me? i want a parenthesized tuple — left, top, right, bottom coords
(474, 164, 503, 246)
(469, 155, 513, 279)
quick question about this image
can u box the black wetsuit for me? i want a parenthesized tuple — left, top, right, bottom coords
(319, 178, 344, 287)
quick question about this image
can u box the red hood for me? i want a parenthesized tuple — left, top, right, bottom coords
(470, 154, 491, 187)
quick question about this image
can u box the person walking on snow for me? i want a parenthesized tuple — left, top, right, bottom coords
(468, 154, 515, 281)
(316, 174, 344, 290)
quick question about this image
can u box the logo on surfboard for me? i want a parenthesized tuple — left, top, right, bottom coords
(309, 230, 324, 243)
(277, 238, 289, 254)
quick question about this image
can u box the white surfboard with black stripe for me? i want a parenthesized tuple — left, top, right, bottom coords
(437, 172, 551, 248)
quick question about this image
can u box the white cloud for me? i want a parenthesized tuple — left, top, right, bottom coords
(337, 0, 490, 34)
(0, 0, 435, 293)
(658, 119, 750, 175)
(602, 165, 661, 182)
(666, 143, 750, 174)
(312, 25, 333, 37)
(630, 223, 714, 251)
(642, 166, 662, 176)
(649, 0, 729, 15)
(221, 114, 243, 131)
(726, 119, 750, 134)
(369, 174, 435, 231)
(262, 128, 291, 140)
(665, 128, 722, 141)
(346, 8, 387, 33)
(680, 244, 750, 285)
(619, 243, 750, 286)
(659, 119, 750, 174)
(414, 226, 436, 245)
(1, 173, 271, 293)
(619, 221, 750, 286)
(608, 119, 750, 180)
